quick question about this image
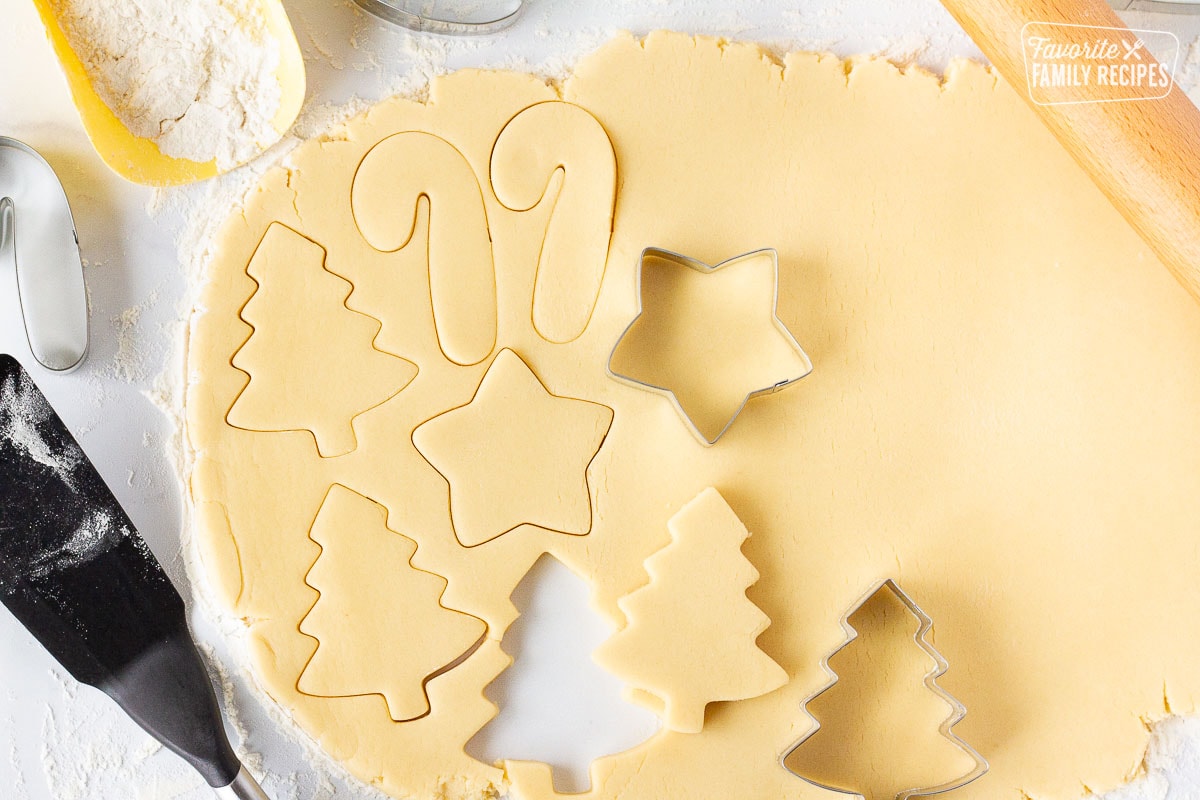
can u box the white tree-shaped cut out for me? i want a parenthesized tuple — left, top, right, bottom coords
(466, 555, 658, 792)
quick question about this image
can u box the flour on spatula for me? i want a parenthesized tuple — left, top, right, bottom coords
(0, 364, 135, 588)
(50, 0, 283, 170)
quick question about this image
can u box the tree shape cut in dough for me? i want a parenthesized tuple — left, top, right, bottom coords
(608, 248, 812, 445)
(229, 223, 418, 457)
(466, 555, 659, 793)
(351, 131, 497, 366)
(594, 487, 787, 733)
(298, 484, 487, 721)
(504, 737, 663, 800)
(490, 101, 617, 345)
(782, 581, 986, 800)
(411, 349, 613, 547)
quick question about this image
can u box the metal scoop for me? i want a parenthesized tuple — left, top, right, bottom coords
(30, 0, 305, 186)
(0, 138, 88, 372)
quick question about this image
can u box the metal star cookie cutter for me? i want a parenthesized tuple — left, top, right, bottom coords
(607, 247, 812, 446)
(781, 578, 989, 800)
(353, 0, 523, 35)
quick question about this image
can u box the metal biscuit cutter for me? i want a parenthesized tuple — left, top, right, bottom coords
(781, 578, 989, 800)
(353, 0, 524, 34)
(607, 247, 812, 446)
(0, 137, 88, 372)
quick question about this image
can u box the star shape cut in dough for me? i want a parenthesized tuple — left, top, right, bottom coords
(412, 349, 614, 547)
(608, 248, 812, 445)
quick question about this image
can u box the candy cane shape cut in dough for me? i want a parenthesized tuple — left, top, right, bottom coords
(351, 131, 497, 367)
(490, 102, 617, 345)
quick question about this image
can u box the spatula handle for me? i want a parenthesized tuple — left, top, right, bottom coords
(940, 0, 1200, 303)
(214, 767, 272, 800)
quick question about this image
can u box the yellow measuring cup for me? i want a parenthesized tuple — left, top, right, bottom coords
(31, 0, 305, 187)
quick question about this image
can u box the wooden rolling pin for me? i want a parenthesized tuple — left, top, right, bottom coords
(940, 0, 1200, 303)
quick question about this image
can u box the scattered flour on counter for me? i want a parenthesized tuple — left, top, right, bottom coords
(109, 301, 146, 383)
(4, 704, 30, 800)
(39, 674, 209, 800)
(49, 0, 284, 169)
(99, 288, 164, 385)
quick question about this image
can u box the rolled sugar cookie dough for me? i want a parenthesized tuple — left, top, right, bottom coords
(185, 30, 1200, 800)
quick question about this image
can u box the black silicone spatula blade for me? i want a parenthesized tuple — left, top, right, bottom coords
(0, 354, 269, 799)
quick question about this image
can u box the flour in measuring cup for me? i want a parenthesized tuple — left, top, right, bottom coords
(50, 0, 284, 170)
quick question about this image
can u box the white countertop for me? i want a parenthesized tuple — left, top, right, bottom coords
(2, 1, 1199, 798)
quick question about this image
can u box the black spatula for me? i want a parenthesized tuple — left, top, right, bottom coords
(0, 354, 270, 799)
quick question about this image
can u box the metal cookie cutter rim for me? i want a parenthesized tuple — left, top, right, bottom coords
(353, 0, 524, 35)
(607, 246, 813, 446)
(0, 136, 88, 373)
(781, 578, 989, 800)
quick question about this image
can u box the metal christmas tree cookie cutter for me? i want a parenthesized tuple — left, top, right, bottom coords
(606, 246, 812, 446)
(781, 578, 989, 800)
